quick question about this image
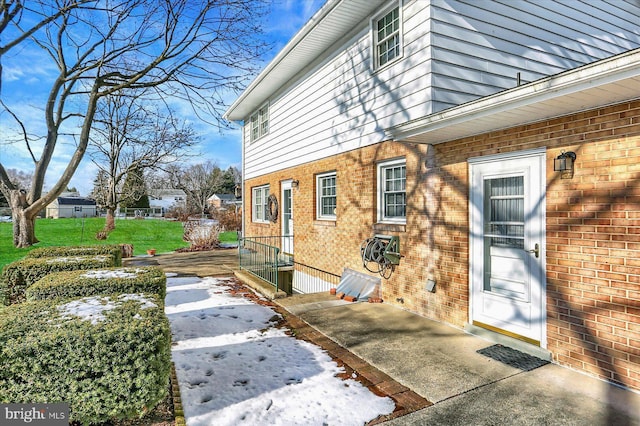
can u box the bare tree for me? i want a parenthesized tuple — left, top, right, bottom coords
(168, 161, 224, 216)
(0, 0, 268, 247)
(89, 92, 196, 231)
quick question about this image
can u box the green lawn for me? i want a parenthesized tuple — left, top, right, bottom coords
(0, 217, 238, 271)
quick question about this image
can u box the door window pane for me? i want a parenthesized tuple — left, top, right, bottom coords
(484, 176, 524, 249)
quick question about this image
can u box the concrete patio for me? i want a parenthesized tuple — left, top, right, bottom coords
(127, 250, 640, 425)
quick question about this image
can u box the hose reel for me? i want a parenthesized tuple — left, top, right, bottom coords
(360, 235, 401, 278)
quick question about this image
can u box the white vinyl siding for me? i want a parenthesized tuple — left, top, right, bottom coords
(316, 172, 337, 220)
(243, 0, 640, 179)
(378, 159, 406, 223)
(252, 185, 269, 223)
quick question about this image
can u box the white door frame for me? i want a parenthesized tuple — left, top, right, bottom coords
(281, 180, 293, 255)
(468, 148, 547, 347)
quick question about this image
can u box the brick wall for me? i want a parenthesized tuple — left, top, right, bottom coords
(543, 102, 640, 390)
(243, 99, 640, 391)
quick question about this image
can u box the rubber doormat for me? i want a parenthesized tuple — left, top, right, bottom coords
(477, 344, 549, 371)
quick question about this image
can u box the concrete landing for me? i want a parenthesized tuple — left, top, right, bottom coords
(278, 298, 640, 426)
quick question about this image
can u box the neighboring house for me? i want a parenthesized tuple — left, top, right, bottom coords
(225, 0, 640, 392)
(46, 196, 97, 218)
(148, 189, 187, 214)
(207, 193, 242, 212)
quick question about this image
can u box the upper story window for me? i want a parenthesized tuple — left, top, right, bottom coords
(373, 2, 402, 69)
(316, 172, 337, 220)
(378, 158, 406, 223)
(252, 185, 269, 223)
(250, 104, 269, 142)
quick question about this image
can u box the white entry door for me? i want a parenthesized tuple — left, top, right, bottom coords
(281, 180, 293, 255)
(469, 149, 546, 346)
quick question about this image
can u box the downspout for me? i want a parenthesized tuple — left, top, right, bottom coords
(240, 123, 246, 240)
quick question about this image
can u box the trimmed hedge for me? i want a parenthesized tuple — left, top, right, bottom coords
(26, 245, 123, 266)
(27, 266, 167, 301)
(0, 255, 116, 305)
(0, 293, 171, 425)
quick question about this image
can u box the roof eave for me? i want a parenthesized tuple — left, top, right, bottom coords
(386, 49, 640, 144)
(224, 0, 387, 122)
(224, 0, 342, 122)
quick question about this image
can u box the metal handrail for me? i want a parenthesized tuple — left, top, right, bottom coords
(238, 237, 282, 291)
(239, 235, 341, 295)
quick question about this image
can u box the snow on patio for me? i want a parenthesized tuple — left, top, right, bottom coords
(165, 275, 395, 426)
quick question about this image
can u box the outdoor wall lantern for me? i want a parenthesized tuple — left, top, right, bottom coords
(291, 179, 300, 189)
(554, 151, 576, 178)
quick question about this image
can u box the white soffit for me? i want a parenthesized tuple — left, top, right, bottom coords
(225, 0, 387, 121)
(386, 48, 640, 144)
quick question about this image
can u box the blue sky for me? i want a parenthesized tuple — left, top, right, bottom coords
(0, 0, 325, 196)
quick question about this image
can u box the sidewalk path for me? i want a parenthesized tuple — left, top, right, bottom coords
(164, 274, 396, 425)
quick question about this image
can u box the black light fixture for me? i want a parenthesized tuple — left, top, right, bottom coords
(291, 179, 300, 189)
(554, 151, 576, 173)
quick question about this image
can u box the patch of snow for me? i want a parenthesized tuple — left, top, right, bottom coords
(81, 268, 143, 280)
(166, 276, 395, 425)
(119, 293, 157, 310)
(46, 255, 110, 264)
(57, 293, 157, 325)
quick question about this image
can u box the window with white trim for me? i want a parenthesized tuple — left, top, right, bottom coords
(373, 2, 402, 69)
(250, 104, 269, 142)
(316, 172, 337, 220)
(252, 185, 269, 223)
(378, 159, 406, 223)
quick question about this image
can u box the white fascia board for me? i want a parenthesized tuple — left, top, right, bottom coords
(386, 48, 640, 144)
(224, 0, 342, 122)
(224, 0, 386, 122)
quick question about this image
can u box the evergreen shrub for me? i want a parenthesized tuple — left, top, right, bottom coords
(0, 255, 115, 305)
(0, 293, 171, 425)
(26, 245, 123, 266)
(27, 266, 166, 301)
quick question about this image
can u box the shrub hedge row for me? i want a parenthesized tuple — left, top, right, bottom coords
(0, 293, 171, 424)
(26, 266, 167, 301)
(0, 255, 116, 305)
(26, 244, 123, 266)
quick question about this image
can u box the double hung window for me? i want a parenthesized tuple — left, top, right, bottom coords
(373, 3, 402, 69)
(378, 159, 406, 223)
(252, 185, 269, 223)
(250, 104, 269, 142)
(317, 172, 337, 220)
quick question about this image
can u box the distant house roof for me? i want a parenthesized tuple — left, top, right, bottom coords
(57, 197, 96, 206)
(208, 193, 237, 202)
(148, 188, 186, 199)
